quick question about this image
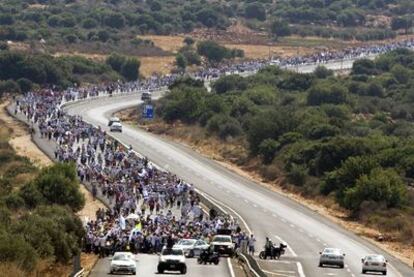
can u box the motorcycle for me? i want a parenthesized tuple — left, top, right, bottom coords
(259, 243, 287, 260)
(197, 249, 220, 265)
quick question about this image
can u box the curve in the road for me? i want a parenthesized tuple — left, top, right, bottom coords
(65, 94, 414, 277)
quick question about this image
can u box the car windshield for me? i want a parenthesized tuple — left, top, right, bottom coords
(366, 255, 385, 262)
(162, 248, 183, 255)
(178, 240, 195, 246)
(113, 254, 130, 261)
(213, 236, 231, 243)
(324, 248, 341, 255)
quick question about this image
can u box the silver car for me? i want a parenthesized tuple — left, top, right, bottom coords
(174, 239, 210, 257)
(362, 254, 387, 275)
(319, 248, 345, 268)
(110, 121, 122, 132)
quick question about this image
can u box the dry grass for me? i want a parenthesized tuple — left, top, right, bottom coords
(139, 56, 176, 77)
(139, 35, 186, 53)
(81, 253, 100, 276)
(0, 101, 52, 168)
(0, 263, 27, 277)
(53, 52, 107, 62)
(225, 43, 316, 59)
(77, 185, 105, 222)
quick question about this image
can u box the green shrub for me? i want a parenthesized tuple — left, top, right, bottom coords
(34, 163, 85, 212)
(343, 168, 407, 212)
(258, 139, 280, 164)
(287, 163, 308, 186)
(0, 231, 37, 271)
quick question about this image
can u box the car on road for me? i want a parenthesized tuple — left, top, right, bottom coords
(141, 91, 151, 101)
(108, 117, 120, 127)
(362, 254, 387, 275)
(319, 248, 345, 268)
(210, 235, 235, 257)
(157, 247, 187, 274)
(173, 239, 210, 258)
(110, 121, 122, 132)
(110, 252, 136, 275)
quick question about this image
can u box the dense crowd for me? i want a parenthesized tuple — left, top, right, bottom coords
(13, 38, 414, 258)
(16, 89, 241, 257)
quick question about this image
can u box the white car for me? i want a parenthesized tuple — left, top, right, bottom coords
(362, 254, 387, 275)
(173, 239, 210, 257)
(210, 235, 235, 256)
(319, 248, 345, 268)
(110, 252, 136, 275)
(158, 247, 187, 274)
(110, 121, 122, 132)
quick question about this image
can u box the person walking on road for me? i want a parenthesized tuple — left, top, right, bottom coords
(248, 234, 256, 256)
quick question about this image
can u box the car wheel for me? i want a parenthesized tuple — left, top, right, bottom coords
(214, 259, 219, 265)
(362, 270, 366, 274)
(157, 266, 164, 274)
(189, 250, 194, 258)
(339, 264, 344, 269)
(132, 271, 136, 275)
(382, 271, 387, 276)
(181, 266, 187, 274)
(319, 263, 323, 267)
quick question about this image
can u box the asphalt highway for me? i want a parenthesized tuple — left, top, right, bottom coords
(65, 93, 414, 277)
(89, 254, 231, 277)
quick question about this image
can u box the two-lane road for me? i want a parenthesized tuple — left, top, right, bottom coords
(65, 94, 414, 277)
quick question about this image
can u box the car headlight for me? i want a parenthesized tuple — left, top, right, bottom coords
(160, 257, 166, 262)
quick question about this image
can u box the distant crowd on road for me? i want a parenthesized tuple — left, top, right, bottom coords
(52, 37, 414, 103)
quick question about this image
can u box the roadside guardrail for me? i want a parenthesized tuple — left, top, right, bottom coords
(72, 267, 84, 277)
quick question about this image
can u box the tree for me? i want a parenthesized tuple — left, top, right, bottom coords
(82, 18, 98, 29)
(161, 86, 207, 123)
(351, 59, 377, 75)
(175, 53, 187, 71)
(314, 66, 333, 79)
(104, 13, 125, 29)
(258, 139, 280, 164)
(34, 163, 85, 212)
(97, 30, 110, 42)
(150, 1, 162, 11)
(270, 20, 291, 38)
(343, 168, 407, 212)
(197, 40, 229, 64)
(307, 83, 349, 105)
(0, 14, 14, 25)
(120, 58, 140, 81)
(391, 17, 412, 33)
(0, 232, 38, 271)
(321, 155, 380, 196)
(183, 37, 195, 46)
(196, 8, 219, 28)
(17, 78, 33, 93)
(390, 64, 410, 84)
(213, 75, 247, 94)
(244, 3, 266, 21)
(106, 53, 126, 72)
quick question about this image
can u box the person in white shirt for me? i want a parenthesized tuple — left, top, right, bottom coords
(248, 234, 256, 256)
